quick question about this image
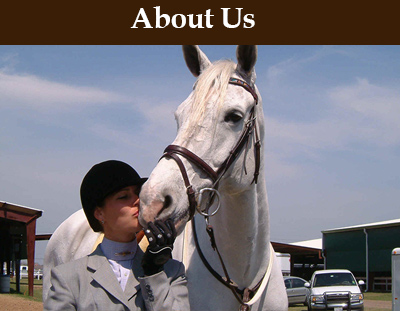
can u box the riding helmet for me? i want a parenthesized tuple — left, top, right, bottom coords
(80, 160, 147, 232)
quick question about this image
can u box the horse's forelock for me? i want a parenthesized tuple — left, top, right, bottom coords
(182, 60, 236, 137)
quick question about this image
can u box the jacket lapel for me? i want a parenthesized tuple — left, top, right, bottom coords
(88, 246, 136, 309)
(124, 248, 145, 301)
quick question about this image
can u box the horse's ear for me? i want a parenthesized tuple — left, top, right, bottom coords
(182, 45, 212, 77)
(236, 45, 257, 81)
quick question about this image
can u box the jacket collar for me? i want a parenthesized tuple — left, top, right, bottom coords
(87, 245, 145, 308)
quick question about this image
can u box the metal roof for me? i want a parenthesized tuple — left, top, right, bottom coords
(290, 238, 322, 250)
(322, 218, 400, 234)
(272, 241, 322, 255)
(0, 201, 42, 214)
(0, 201, 43, 223)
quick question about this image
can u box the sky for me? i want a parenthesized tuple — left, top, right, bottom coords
(1, 45, 399, 264)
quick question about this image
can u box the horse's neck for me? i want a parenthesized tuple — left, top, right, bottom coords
(208, 178, 270, 288)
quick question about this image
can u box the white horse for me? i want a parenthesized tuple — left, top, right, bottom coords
(139, 45, 287, 310)
(43, 45, 288, 310)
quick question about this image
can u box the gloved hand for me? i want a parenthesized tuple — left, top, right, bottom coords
(142, 219, 177, 275)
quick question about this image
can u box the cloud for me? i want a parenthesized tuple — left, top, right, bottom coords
(135, 100, 178, 140)
(88, 123, 141, 148)
(263, 76, 400, 184)
(262, 45, 400, 154)
(329, 78, 400, 145)
(0, 53, 19, 71)
(0, 71, 128, 111)
(265, 46, 351, 83)
(264, 150, 304, 182)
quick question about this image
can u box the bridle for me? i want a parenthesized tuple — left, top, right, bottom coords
(160, 77, 269, 310)
(161, 77, 261, 220)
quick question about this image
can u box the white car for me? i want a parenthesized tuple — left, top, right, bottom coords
(284, 276, 308, 306)
(305, 269, 365, 311)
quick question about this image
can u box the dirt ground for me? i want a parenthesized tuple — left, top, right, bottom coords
(0, 295, 392, 310)
(0, 294, 43, 311)
(364, 299, 392, 309)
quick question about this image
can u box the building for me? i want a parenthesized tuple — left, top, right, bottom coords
(272, 239, 323, 280)
(323, 219, 400, 292)
(0, 201, 43, 296)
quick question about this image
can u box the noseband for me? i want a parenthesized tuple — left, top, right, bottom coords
(160, 77, 260, 221)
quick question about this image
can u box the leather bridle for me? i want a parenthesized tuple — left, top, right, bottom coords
(161, 77, 261, 221)
(160, 77, 268, 310)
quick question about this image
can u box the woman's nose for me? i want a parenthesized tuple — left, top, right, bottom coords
(133, 197, 140, 207)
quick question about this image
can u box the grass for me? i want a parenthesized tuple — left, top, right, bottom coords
(364, 292, 392, 301)
(7, 277, 43, 301)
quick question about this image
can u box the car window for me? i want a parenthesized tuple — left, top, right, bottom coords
(284, 279, 292, 289)
(313, 273, 357, 287)
(292, 279, 305, 288)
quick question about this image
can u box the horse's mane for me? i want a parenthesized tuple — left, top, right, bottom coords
(184, 60, 236, 136)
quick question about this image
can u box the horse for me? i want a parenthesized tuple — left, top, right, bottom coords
(43, 45, 288, 310)
(139, 45, 287, 310)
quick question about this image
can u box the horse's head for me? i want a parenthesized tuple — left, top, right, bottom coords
(139, 45, 264, 234)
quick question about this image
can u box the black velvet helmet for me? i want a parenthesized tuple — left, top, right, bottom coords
(80, 160, 147, 232)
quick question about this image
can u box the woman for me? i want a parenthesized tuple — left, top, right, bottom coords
(44, 160, 189, 311)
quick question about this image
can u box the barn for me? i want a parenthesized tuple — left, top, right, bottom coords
(322, 219, 400, 292)
(0, 201, 43, 296)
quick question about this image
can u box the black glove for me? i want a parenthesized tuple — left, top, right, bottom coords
(142, 219, 177, 276)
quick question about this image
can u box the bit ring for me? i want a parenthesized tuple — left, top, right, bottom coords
(196, 188, 221, 217)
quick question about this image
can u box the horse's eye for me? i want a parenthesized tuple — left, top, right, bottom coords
(224, 112, 243, 124)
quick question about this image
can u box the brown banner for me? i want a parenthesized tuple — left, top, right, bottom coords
(1, 0, 398, 44)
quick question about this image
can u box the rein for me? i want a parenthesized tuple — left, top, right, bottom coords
(161, 77, 268, 310)
(192, 216, 275, 310)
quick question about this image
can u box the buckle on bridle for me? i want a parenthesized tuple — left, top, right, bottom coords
(247, 114, 257, 130)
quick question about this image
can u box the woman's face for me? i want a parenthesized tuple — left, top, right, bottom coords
(94, 185, 142, 242)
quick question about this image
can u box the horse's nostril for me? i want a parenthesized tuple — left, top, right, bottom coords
(164, 195, 173, 209)
(156, 195, 173, 218)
